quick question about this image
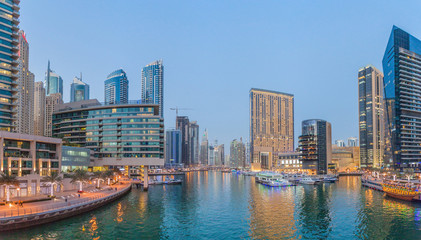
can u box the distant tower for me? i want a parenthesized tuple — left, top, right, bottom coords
(45, 61, 63, 97)
(176, 116, 190, 166)
(200, 129, 209, 165)
(165, 129, 182, 166)
(34, 82, 45, 136)
(335, 140, 346, 147)
(141, 60, 164, 117)
(44, 93, 63, 137)
(104, 69, 128, 104)
(70, 75, 89, 102)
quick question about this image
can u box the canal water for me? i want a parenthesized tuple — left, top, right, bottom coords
(3, 172, 421, 239)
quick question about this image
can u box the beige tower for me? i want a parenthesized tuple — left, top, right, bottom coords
(44, 93, 63, 137)
(250, 88, 294, 170)
(34, 81, 45, 136)
(15, 30, 34, 134)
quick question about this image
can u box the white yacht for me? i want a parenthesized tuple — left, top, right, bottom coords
(299, 177, 317, 185)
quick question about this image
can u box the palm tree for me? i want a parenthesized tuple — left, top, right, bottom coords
(0, 173, 19, 202)
(404, 168, 415, 183)
(42, 172, 62, 197)
(103, 170, 114, 185)
(91, 171, 104, 188)
(68, 168, 90, 192)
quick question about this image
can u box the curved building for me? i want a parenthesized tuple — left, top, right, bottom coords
(70, 76, 89, 102)
(0, 0, 19, 131)
(52, 100, 164, 167)
(104, 69, 128, 104)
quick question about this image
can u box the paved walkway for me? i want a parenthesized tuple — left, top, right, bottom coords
(0, 183, 130, 219)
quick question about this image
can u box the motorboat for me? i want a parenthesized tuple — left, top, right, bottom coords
(323, 177, 338, 183)
(299, 177, 317, 185)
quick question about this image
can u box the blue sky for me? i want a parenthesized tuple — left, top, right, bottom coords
(20, 1, 421, 150)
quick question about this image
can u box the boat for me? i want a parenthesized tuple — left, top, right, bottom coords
(243, 171, 257, 176)
(256, 172, 294, 187)
(166, 179, 182, 185)
(382, 183, 420, 201)
(299, 177, 317, 185)
(323, 177, 338, 183)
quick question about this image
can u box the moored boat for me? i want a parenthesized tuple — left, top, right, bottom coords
(299, 177, 317, 185)
(382, 183, 420, 201)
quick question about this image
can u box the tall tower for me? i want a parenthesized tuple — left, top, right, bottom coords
(44, 93, 63, 137)
(141, 60, 164, 117)
(359, 66, 385, 169)
(34, 81, 45, 136)
(45, 61, 63, 97)
(165, 129, 182, 166)
(0, 1, 19, 132)
(176, 116, 190, 166)
(16, 30, 34, 134)
(250, 88, 294, 170)
(104, 69, 128, 104)
(230, 139, 246, 168)
(382, 26, 421, 169)
(200, 129, 209, 165)
(189, 121, 199, 166)
(70, 75, 89, 102)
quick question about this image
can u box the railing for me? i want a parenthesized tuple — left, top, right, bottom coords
(0, 185, 130, 220)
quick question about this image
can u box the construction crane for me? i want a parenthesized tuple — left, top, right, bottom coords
(170, 107, 193, 117)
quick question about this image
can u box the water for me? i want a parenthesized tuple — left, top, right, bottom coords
(3, 172, 421, 239)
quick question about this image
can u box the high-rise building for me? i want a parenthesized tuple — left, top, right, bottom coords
(245, 141, 251, 167)
(382, 26, 421, 169)
(33, 81, 45, 136)
(359, 65, 385, 169)
(45, 61, 63, 97)
(176, 116, 190, 166)
(141, 60, 164, 117)
(16, 30, 34, 134)
(335, 140, 346, 147)
(214, 144, 225, 166)
(200, 129, 208, 165)
(104, 69, 128, 104)
(250, 88, 294, 170)
(299, 119, 332, 174)
(189, 121, 199, 166)
(44, 93, 63, 137)
(348, 137, 358, 147)
(230, 138, 246, 168)
(70, 75, 89, 102)
(208, 144, 215, 166)
(0, 1, 19, 132)
(165, 129, 182, 167)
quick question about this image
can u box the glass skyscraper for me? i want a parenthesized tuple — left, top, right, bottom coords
(141, 60, 163, 117)
(0, 1, 19, 131)
(382, 26, 421, 169)
(165, 129, 182, 167)
(70, 76, 89, 102)
(104, 69, 128, 104)
(45, 61, 63, 97)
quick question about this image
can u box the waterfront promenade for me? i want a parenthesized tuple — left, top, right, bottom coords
(0, 183, 131, 231)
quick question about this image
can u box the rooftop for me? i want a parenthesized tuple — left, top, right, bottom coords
(250, 88, 293, 97)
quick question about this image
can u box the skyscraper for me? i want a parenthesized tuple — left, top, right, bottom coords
(16, 30, 34, 134)
(165, 129, 182, 167)
(208, 145, 215, 166)
(104, 69, 128, 104)
(45, 61, 63, 97)
(70, 75, 89, 102)
(359, 65, 385, 168)
(141, 60, 164, 117)
(382, 26, 421, 169)
(176, 116, 190, 166)
(250, 88, 294, 170)
(335, 140, 346, 147)
(214, 144, 225, 166)
(200, 129, 209, 165)
(348, 137, 358, 147)
(189, 121, 199, 166)
(44, 93, 63, 137)
(34, 81, 45, 136)
(230, 139, 246, 168)
(299, 119, 332, 174)
(0, 1, 19, 132)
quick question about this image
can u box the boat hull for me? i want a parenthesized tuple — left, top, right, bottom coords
(384, 192, 417, 201)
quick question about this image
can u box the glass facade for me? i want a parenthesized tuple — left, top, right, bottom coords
(45, 61, 63, 96)
(141, 60, 164, 117)
(382, 26, 421, 169)
(0, 1, 19, 131)
(70, 76, 89, 102)
(165, 129, 181, 166)
(52, 101, 164, 166)
(104, 69, 128, 104)
(61, 146, 90, 172)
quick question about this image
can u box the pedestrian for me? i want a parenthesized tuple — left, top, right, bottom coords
(78, 194, 80, 198)
(65, 198, 67, 203)
(115, 187, 117, 191)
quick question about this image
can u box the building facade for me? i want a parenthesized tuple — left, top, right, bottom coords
(141, 60, 164, 117)
(335, 140, 345, 147)
(44, 93, 63, 137)
(176, 116, 190, 166)
(0, 1, 19, 132)
(199, 129, 208, 166)
(189, 121, 199, 166)
(52, 100, 164, 167)
(208, 145, 215, 166)
(61, 146, 91, 172)
(250, 88, 294, 170)
(45, 61, 63, 97)
(382, 26, 421, 170)
(274, 152, 302, 172)
(104, 69, 128, 104)
(214, 144, 225, 166)
(348, 137, 358, 147)
(70, 76, 89, 102)
(33, 81, 45, 136)
(331, 146, 360, 172)
(299, 119, 332, 174)
(358, 65, 385, 168)
(16, 30, 34, 135)
(165, 129, 182, 167)
(230, 139, 246, 168)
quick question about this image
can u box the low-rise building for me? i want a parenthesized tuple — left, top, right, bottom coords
(331, 146, 360, 172)
(61, 146, 92, 172)
(274, 152, 302, 172)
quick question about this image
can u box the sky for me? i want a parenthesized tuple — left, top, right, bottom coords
(20, 0, 421, 151)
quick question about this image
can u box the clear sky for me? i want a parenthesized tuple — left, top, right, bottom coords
(20, 0, 421, 150)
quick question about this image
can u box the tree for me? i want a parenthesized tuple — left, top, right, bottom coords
(404, 168, 415, 183)
(68, 169, 90, 192)
(103, 170, 114, 185)
(91, 171, 104, 188)
(0, 173, 19, 202)
(42, 171, 62, 197)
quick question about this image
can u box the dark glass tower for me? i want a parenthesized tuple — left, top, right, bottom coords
(382, 26, 421, 169)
